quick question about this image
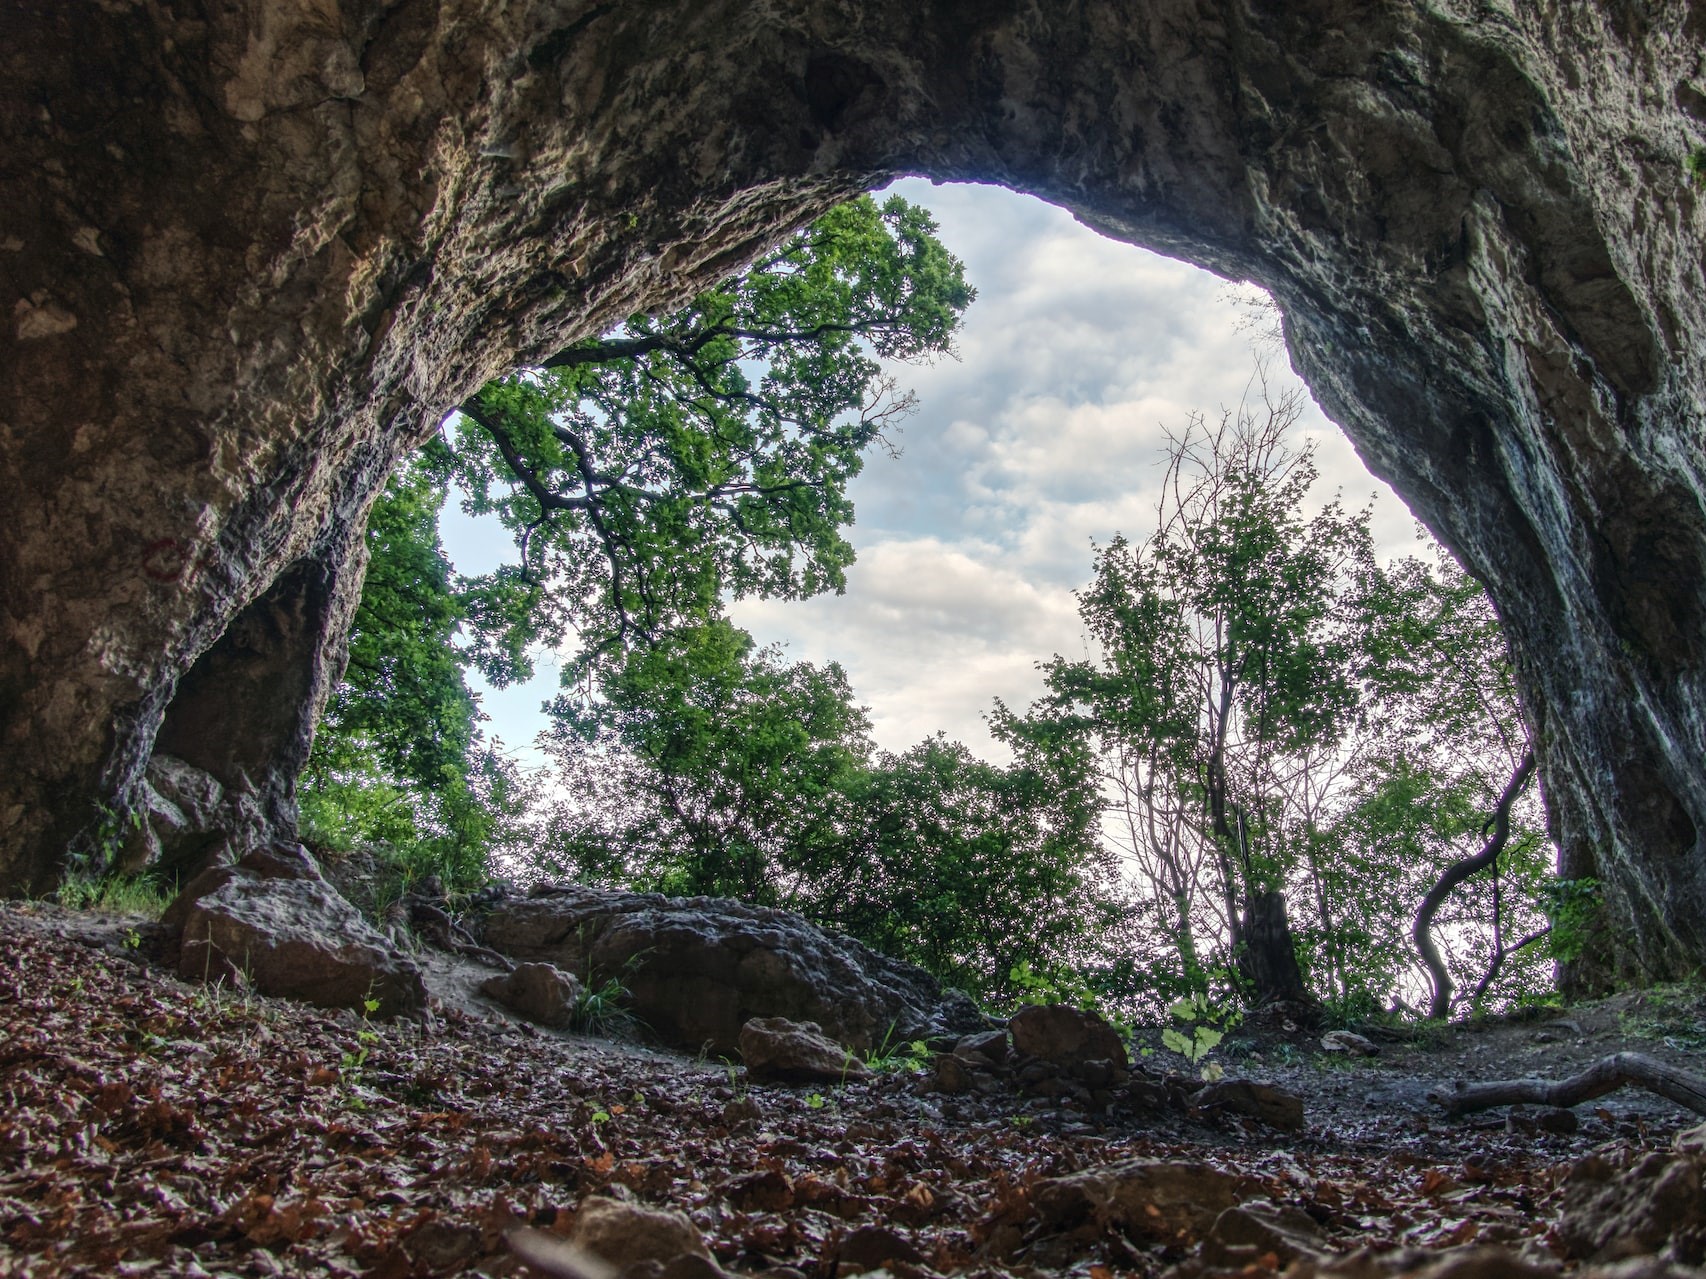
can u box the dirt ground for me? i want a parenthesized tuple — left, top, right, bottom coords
(2, 901, 1702, 1278)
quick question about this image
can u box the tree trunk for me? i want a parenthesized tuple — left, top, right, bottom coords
(1241, 889, 1311, 1006)
(1414, 751, 1538, 1019)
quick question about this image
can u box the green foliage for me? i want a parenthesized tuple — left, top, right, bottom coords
(307, 196, 970, 907)
(443, 194, 973, 675)
(544, 618, 873, 901)
(861, 1024, 933, 1074)
(807, 734, 1125, 1006)
(1544, 877, 1602, 964)
(55, 871, 173, 918)
(339, 996, 383, 1107)
(302, 461, 534, 901)
(571, 975, 638, 1037)
(541, 624, 1123, 1005)
(1687, 147, 1706, 189)
(1160, 993, 1241, 1070)
(1000, 381, 1554, 1017)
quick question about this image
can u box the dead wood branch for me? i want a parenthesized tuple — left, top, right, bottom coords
(1429, 1051, 1706, 1118)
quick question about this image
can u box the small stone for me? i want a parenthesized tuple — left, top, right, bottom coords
(1029, 1158, 1244, 1243)
(571, 1195, 715, 1271)
(738, 1016, 870, 1084)
(838, 1224, 924, 1272)
(479, 962, 582, 1028)
(954, 1029, 1010, 1063)
(930, 1053, 974, 1095)
(1194, 1079, 1306, 1131)
(1321, 1030, 1380, 1056)
(1537, 1107, 1579, 1135)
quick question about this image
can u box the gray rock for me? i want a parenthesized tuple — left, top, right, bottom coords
(1009, 1004, 1128, 1070)
(480, 961, 582, 1028)
(1194, 1079, 1306, 1132)
(739, 1016, 870, 1084)
(479, 885, 987, 1054)
(1030, 1158, 1245, 1244)
(570, 1195, 716, 1271)
(163, 845, 426, 1018)
(115, 755, 234, 876)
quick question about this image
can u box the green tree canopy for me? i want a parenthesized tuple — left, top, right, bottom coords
(304, 194, 972, 896)
(445, 194, 974, 682)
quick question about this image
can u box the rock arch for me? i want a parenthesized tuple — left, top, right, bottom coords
(4, 0, 1705, 986)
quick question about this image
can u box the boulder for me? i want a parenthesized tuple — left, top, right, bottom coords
(1009, 1004, 1128, 1069)
(739, 1016, 870, 1084)
(570, 1195, 716, 1271)
(1321, 1030, 1380, 1057)
(1026, 1158, 1247, 1246)
(162, 845, 426, 1018)
(1194, 1079, 1307, 1132)
(479, 885, 987, 1054)
(1556, 1150, 1706, 1264)
(116, 754, 239, 877)
(480, 961, 582, 1029)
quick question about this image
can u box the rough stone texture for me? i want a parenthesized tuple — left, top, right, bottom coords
(1027, 1158, 1246, 1245)
(7, 3, 1706, 984)
(479, 885, 987, 1054)
(162, 844, 426, 1018)
(738, 1016, 872, 1084)
(1193, 1078, 1307, 1131)
(568, 1195, 716, 1271)
(1009, 1004, 1129, 1069)
(479, 961, 581, 1028)
(1556, 1150, 1706, 1264)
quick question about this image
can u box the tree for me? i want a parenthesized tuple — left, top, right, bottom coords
(443, 194, 973, 680)
(301, 456, 525, 893)
(541, 619, 873, 902)
(799, 733, 1122, 1005)
(1324, 546, 1550, 1016)
(539, 620, 1124, 1005)
(306, 195, 972, 892)
(1003, 383, 1377, 1007)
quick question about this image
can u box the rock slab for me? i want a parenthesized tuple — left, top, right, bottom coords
(1009, 1004, 1128, 1069)
(480, 961, 582, 1029)
(739, 1016, 871, 1084)
(480, 885, 986, 1054)
(163, 845, 426, 1018)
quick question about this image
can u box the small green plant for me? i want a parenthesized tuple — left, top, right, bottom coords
(55, 870, 172, 918)
(121, 926, 142, 950)
(1687, 147, 1706, 189)
(1008, 1114, 1034, 1130)
(339, 996, 383, 1106)
(805, 1092, 827, 1110)
(572, 975, 637, 1035)
(721, 1057, 748, 1102)
(1161, 993, 1241, 1076)
(863, 1023, 933, 1074)
(590, 1109, 612, 1124)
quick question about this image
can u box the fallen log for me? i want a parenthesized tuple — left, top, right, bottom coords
(1430, 1052, 1706, 1118)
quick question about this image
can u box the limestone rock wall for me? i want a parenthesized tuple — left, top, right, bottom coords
(3, 0, 1705, 985)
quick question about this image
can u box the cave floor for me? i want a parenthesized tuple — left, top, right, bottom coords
(1, 902, 1700, 1278)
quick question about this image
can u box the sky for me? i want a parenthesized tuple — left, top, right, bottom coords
(440, 179, 1428, 766)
